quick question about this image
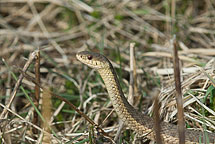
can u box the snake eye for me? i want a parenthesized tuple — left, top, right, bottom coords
(87, 55, 93, 60)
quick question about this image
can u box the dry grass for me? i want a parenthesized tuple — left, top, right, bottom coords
(1, 0, 215, 143)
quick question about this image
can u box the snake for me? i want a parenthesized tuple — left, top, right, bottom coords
(76, 51, 215, 144)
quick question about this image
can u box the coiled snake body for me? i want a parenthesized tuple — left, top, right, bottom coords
(76, 51, 215, 143)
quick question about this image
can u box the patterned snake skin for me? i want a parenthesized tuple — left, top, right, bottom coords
(76, 51, 215, 143)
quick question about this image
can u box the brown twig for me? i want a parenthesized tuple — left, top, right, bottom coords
(172, 36, 185, 144)
(33, 49, 40, 134)
(153, 92, 162, 144)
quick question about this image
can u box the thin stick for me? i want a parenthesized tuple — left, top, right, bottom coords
(153, 92, 162, 144)
(172, 36, 185, 144)
(33, 49, 40, 134)
(128, 43, 136, 105)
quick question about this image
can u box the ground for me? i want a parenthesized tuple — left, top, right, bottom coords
(0, 0, 215, 143)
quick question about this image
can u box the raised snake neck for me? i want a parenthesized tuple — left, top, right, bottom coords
(76, 51, 215, 144)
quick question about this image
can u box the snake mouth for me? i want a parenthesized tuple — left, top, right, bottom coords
(76, 53, 92, 67)
(76, 53, 83, 62)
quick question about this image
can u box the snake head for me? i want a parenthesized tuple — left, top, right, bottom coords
(76, 51, 110, 69)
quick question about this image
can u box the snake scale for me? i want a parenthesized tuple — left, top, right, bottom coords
(76, 51, 215, 143)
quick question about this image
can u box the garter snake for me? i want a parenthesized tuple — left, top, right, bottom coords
(76, 51, 215, 143)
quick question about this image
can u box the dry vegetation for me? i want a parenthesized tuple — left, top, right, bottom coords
(1, 0, 215, 143)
